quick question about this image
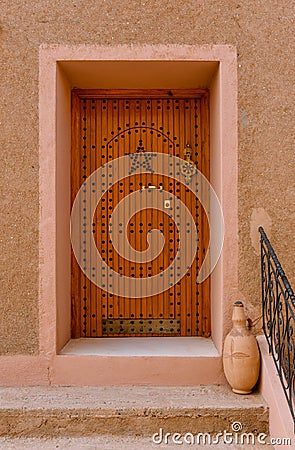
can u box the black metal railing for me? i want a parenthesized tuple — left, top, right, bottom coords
(259, 226, 295, 426)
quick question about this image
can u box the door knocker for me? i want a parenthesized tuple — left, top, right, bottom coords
(180, 144, 197, 184)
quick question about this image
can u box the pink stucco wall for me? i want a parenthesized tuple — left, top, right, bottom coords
(0, 44, 238, 386)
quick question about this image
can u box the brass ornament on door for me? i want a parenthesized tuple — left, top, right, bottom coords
(180, 144, 197, 184)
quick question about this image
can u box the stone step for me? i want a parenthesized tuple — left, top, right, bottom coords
(0, 385, 269, 440)
(0, 436, 274, 449)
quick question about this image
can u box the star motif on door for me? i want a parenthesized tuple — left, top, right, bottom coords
(128, 139, 155, 174)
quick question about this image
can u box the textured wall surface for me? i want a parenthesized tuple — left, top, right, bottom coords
(1, 0, 294, 354)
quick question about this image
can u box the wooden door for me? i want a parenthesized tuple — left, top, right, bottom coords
(71, 90, 210, 337)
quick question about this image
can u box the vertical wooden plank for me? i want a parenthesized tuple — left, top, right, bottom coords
(112, 99, 120, 329)
(80, 98, 92, 337)
(106, 98, 114, 330)
(194, 96, 202, 336)
(167, 98, 175, 324)
(154, 99, 161, 324)
(163, 99, 170, 321)
(187, 98, 196, 336)
(105, 97, 111, 330)
(85, 99, 93, 337)
(140, 99, 147, 322)
(200, 92, 211, 336)
(90, 99, 97, 336)
(169, 98, 177, 331)
(134, 99, 142, 334)
(95, 98, 103, 337)
(79, 97, 87, 337)
(124, 99, 131, 323)
(159, 99, 165, 322)
(150, 98, 157, 332)
(71, 91, 82, 338)
(190, 97, 199, 336)
(128, 99, 137, 324)
(184, 99, 192, 336)
(173, 98, 181, 334)
(100, 98, 108, 334)
(117, 99, 125, 322)
(145, 99, 153, 324)
(178, 99, 187, 336)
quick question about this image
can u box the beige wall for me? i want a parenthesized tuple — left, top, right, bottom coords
(1, 1, 294, 354)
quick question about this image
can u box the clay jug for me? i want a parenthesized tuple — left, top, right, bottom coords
(223, 301, 260, 394)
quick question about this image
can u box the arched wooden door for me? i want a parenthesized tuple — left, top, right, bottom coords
(71, 89, 210, 337)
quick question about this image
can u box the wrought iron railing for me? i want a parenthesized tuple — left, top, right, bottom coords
(259, 226, 295, 426)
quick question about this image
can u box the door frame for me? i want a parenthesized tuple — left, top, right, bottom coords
(38, 44, 238, 385)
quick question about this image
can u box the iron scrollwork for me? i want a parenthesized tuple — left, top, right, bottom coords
(259, 227, 295, 427)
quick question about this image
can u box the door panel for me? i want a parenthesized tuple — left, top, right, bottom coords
(71, 90, 210, 337)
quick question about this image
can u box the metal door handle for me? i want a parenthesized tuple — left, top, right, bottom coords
(141, 185, 163, 190)
(180, 144, 197, 183)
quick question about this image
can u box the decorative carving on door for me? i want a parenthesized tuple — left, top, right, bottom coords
(180, 144, 197, 184)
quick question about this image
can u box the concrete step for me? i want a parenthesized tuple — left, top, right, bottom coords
(0, 436, 274, 449)
(0, 385, 269, 441)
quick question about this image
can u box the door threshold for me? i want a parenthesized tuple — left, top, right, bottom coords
(59, 337, 219, 357)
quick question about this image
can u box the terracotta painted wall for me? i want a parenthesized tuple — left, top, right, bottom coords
(1, 1, 294, 354)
